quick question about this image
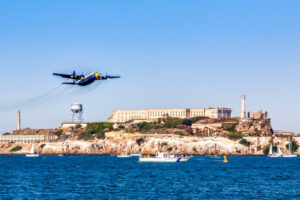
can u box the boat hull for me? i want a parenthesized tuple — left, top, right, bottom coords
(282, 154, 297, 158)
(139, 157, 190, 163)
(117, 155, 131, 158)
(139, 157, 180, 162)
(26, 154, 39, 157)
(268, 153, 282, 158)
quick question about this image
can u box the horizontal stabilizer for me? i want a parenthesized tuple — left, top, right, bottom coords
(107, 76, 121, 79)
(98, 75, 121, 80)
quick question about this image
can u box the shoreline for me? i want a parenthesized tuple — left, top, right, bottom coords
(1, 135, 299, 156)
(0, 153, 285, 156)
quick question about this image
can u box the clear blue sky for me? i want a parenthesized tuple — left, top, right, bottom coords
(1, 0, 300, 133)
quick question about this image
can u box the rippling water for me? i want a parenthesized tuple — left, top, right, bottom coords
(0, 155, 299, 199)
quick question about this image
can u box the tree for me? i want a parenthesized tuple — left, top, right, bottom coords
(54, 130, 63, 137)
(239, 139, 251, 147)
(75, 124, 82, 129)
(182, 119, 192, 126)
(285, 140, 299, 153)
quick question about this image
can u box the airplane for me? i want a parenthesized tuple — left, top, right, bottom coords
(53, 71, 120, 86)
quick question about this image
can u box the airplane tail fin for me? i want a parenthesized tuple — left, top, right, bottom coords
(72, 71, 76, 83)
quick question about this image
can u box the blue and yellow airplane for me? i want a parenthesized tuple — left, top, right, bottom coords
(53, 71, 120, 86)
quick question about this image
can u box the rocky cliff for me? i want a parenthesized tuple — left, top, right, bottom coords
(1, 135, 299, 155)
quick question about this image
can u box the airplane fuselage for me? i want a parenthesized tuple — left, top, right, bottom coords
(75, 72, 99, 86)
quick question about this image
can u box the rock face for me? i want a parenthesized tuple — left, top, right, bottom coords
(1, 135, 299, 155)
(236, 119, 273, 136)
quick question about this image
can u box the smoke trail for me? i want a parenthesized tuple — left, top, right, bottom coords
(0, 85, 66, 111)
(0, 81, 104, 112)
(77, 80, 103, 95)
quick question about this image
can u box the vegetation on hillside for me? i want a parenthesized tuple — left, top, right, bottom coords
(239, 138, 251, 147)
(226, 132, 243, 140)
(78, 122, 113, 140)
(135, 117, 207, 134)
(78, 132, 94, 140)
(54, 130, 63, 137)
(224, 124, 237, 132)
(10, 145, 22, 152)
(174, 131, 188, 136)
(75, 124, 82, 129)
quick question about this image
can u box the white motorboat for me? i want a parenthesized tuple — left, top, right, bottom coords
(26, 144, 39, 157)
(282, 136, 297, 158)
(139, 152, 190, 163)
(130, 153, 141, 157)
(117, 154, 131, 158)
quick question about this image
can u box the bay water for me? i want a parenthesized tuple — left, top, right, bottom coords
(0, 156, 299, 199)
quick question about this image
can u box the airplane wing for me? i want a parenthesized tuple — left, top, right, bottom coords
(53, 73, 80, 79)
(53, 73, 73, 79)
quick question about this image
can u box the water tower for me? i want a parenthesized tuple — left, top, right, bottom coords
(71, 103, 83, 122)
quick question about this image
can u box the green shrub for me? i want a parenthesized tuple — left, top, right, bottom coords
(75, 124, 82, 129)
(227, 132, 243, 140)
(249, 132, 260, 136)
(165, 118, 183, 128)
(174, 131, 188, 136)
(10, 145, 22, 152)
(263, 146, 269, 155)
(137, 122, 162, 132)
(224, 124, 237, 132)
(40, 144, 46, 149)
(85, 122, 114, 135)
(190, 117, 209, 123)
(54, 130, 63, 137)
(136, 138, 145, 146)
(138, 122, 148, 130)
(96, 132, 105, 139)
(239, 139, 251, 147)
(78, 132, 94, 140)
(182, 119, 192, 126)
(3, 132, 10, 135)
(285, 140, 299, 153)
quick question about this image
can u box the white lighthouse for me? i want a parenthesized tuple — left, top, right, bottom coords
(240, 95, 246, 119)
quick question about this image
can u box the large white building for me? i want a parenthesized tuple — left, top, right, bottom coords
(108, 108, 232, 123)
(0, 135, 58, 144)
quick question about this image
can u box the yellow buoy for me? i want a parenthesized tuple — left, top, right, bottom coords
(223, 155, 228, 163)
